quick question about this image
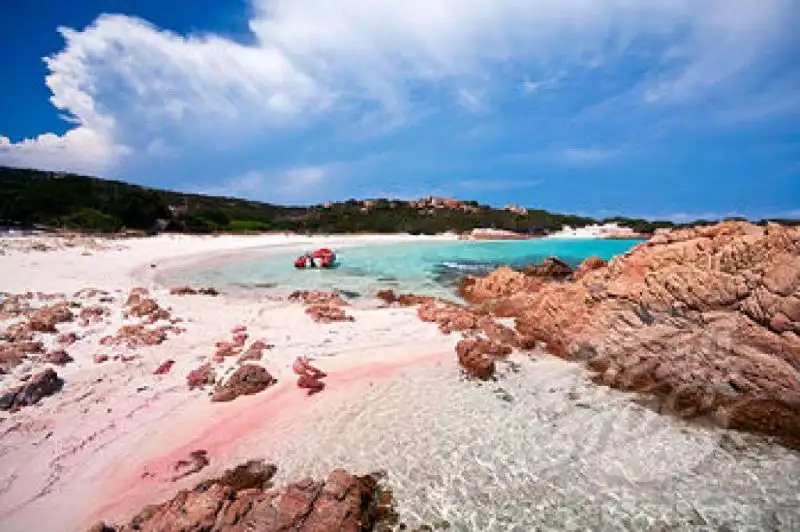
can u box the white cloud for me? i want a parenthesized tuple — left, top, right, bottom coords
(0, 128, 127, 174)
(0, 0, 797, 178)
(560, 147, 622, 165)
(456, 88, 485, 113)
(521, 74, 561, 94)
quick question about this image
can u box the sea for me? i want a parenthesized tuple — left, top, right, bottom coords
(162, 237, 800, 529)
(167, 238, 643, 299)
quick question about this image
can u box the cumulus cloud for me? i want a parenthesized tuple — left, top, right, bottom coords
(0, 0, 797, 183)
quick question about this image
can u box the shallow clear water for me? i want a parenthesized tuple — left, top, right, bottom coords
(168, 239, 642, 298)
(256, 357, 800, 531)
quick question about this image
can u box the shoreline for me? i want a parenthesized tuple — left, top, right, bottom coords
(0, 232, 460, 531)
(3, 224, 799, 530)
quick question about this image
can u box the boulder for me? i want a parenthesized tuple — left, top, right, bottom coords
(96, 462, 392, 532)
(57, 331, 79, 345)
(212, 364, 276, 402)
(187, 363, 216, 390)
(522, 256, 574, 280)
(573, 256, 607, 281)
(455, 337, 512, 380)
(289, 290, 346, 306)
(43, 349, 74, 366)
(79, 305, 108, 325)
(29, 303, 73, 333)
(0, 340, 44, 371)
(153, 360, 175, 375)
(0, 369, 63, 411)
(305, 304, 355, 324)
(501, 221, 800, 447)
(458, 266, 541, 304)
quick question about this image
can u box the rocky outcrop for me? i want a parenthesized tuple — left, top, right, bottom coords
(212, 364, 276, 402)
(101, 324, 173, 348)
(79, 305, 109, 325)
(43, 349, 74, 366)
(375, 290, 435, 307)
(93, 461, 394, 532)
(124, 288, 171, 323)
(469, 222, 800, 446)
(458, 266, 541, 304)
(305, 304, 355, 324)
(29, 303, 73, 333)
(572, 256, 606, 281)
(522, 256, 573, 280)
(456, 337, 512, 380)
(0, 340, 44, 372)
(169, 286, 220, 296)
(288, 291, 346, 307)
(288, 291, 355, 324)
(0, 369, 63, 411)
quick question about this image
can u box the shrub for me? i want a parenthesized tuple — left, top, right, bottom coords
(229, 220, 271, 232)
(64, 208, 121, 233)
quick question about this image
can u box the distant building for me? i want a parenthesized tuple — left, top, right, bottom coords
(505, 204, 528, 215)
(409, 196, 476, 212)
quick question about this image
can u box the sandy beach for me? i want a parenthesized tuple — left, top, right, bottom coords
(2, 226, 800, 531)
(0, 233, 459, 531)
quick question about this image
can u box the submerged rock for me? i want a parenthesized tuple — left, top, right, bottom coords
(289, 290, 346, 306)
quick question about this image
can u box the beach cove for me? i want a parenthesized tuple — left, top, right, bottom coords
(1, 229, 799, 531)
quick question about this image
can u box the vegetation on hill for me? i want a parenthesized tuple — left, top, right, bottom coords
(1, 166, 795, 235)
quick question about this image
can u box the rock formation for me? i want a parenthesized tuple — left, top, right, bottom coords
(521, 256, 573, 280)
(187, 363, 216, 390)
(455, 337, 513, 380)
(92, 461, 395, 532)
(212, 364, 276, 402)
(29, 303, 73, 332)
(304, 304, 355, 324)
(466, 222, 800, 447)
(0, 369, 63, 411)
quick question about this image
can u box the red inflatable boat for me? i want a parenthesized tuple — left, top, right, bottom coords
(294, 248, 337, 269)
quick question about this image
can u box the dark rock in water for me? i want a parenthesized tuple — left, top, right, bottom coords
(95, 461, 395, 532)
(337, 289, 361, 299)
(0, 369, 63, 411)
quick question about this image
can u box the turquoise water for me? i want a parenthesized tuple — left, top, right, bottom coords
(171, 239, 643, 298)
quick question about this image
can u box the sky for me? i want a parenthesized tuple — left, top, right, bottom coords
(0, 0, 798, 221)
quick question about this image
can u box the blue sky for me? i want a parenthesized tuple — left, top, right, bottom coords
(1, 0, 798, 221)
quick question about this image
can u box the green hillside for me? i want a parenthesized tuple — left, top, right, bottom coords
(1, 166, 792, 235)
